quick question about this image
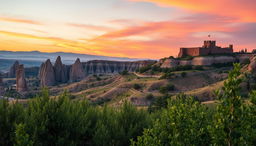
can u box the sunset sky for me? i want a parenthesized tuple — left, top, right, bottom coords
(0, 0, 255, 59)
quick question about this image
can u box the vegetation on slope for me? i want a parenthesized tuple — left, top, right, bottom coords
(1, 64, 256, 145)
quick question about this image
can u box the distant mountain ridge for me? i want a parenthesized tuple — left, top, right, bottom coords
(0, 51, 150, 72)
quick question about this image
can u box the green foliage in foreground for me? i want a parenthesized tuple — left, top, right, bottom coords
(1, 63, 256, 146)
(132, 63, 256, 146)
(0, 91, 150, 146)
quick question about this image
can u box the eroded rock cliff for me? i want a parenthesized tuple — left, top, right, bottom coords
(83, 60, 155, 74)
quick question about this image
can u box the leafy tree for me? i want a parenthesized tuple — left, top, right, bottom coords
(209, 63, 251, 145)
(24, 89, 99, 145)
(14, 124, 33, 146)
(148, 94, 170, 112)
(132, 95, 211, 146)
(0, 99, 24, 146)
(93, 102, 150, 146)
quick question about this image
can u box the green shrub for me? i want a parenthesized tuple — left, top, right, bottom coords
(120, 70, 129, 75)
(159, 83, 175, 94)
(133, 84, 142, 90)
(133, 95, 211, 146)
(160, 72, 174, 79)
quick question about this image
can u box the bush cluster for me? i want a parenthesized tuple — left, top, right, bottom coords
(0, 91, 150, 146)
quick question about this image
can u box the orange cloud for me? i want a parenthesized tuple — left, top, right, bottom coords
(0, 18, 255, 59)
(130, 0, 256, 22)
(0, 16, 41, 25)
(95, 20, 230, 40)
(67, 23, 113, 32)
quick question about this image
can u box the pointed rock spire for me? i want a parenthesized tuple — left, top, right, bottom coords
(69, 58, 85, 82)
(39, 59, 56, 87)
(8, 60, 19, 78)
(16, 65, 28, 92)
(54, 56, 68, 83)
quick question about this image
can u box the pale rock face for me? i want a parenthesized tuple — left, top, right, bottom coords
(236, 54, 254, 64)
(192, 56, 236, 66)
(40, 59, 56, 87)
(0, 75, 4, 96)
(160, 56, 236, 68)
(69, 58, 85, 82)
(248, 56, 256, 72)
(161, 59, 179, 68)
(179, 60, 192, 66)
(8, 61, 19, 78)
(16, 65, 28, 92)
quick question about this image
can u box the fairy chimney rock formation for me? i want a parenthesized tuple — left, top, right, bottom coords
(39, 59, 56, 87)
(54, 56, 68, 83)
(8, 61, 19, 78)
(70, 58, 85, 82)
(16, 65, 28, 92)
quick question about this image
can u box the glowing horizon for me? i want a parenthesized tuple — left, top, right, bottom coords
(0, 0, 255, 59)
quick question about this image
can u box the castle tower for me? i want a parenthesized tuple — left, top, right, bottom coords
(203, 40, 216, 48)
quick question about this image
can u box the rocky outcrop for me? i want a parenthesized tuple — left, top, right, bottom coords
(38, 57, 155, 84)
(8, 61, 19, 78)
(161, 59, 179, 68)
(160, 56, 237, 68)
(70, 58, 85, 82)
(0, 75, 4, 96)
(248, 56, 256, 72)
(54, 56, 68, 83)
(192, 56, 236, 66)
(16, 65, 28, 92)
(39, 59, 56, 87)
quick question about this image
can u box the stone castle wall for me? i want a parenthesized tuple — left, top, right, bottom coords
(178, 40, 233, 58)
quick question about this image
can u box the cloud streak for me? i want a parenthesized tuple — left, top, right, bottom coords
(130, 0, 256, 22)
(67, 23, 113, 32)
(0, 16, 41, 25)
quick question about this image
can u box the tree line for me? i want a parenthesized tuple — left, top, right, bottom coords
(1, 63, 256, 146)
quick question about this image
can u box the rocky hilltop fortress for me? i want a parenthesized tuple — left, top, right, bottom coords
(178, 40, 233, 58)
(160, 40, 252, 68)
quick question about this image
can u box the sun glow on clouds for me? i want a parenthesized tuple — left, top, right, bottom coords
(0, 0, 255, 59)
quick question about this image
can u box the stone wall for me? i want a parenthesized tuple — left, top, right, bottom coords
(178, 40, 233, 58)
(178, 47, 200, 58)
